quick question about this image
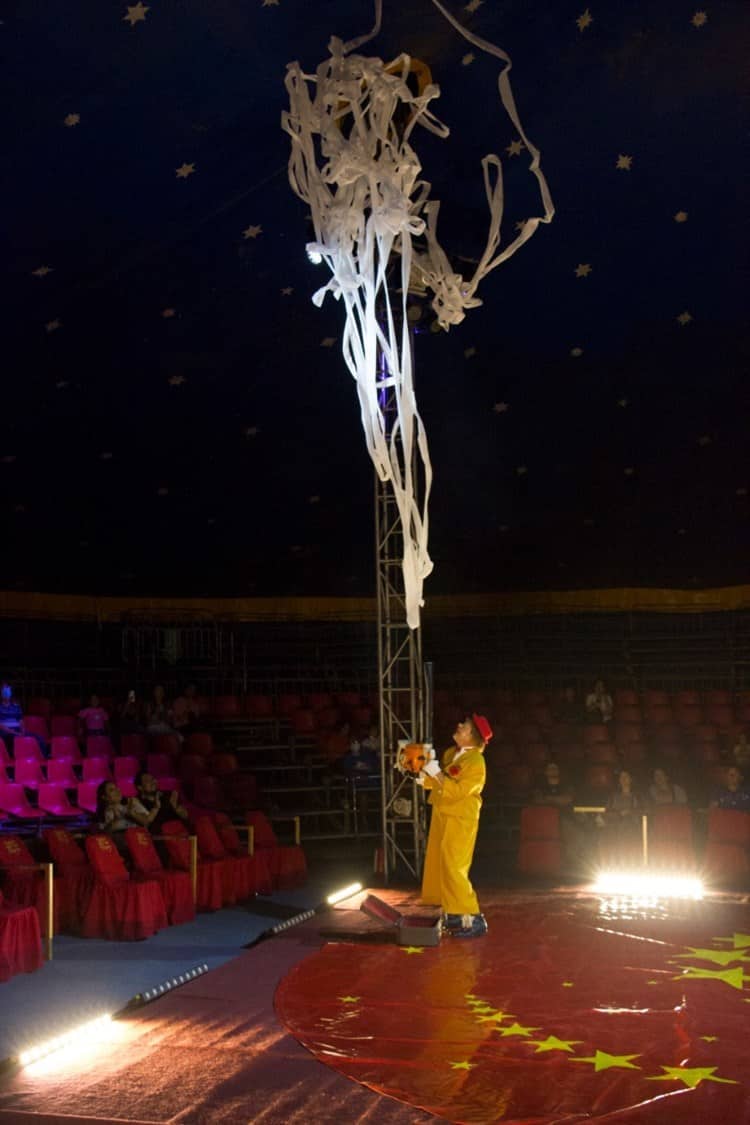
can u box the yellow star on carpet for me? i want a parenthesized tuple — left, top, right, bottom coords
(281, 286, 294, 296)
(700, 1036, 719, 1042)
(715, 933, 750, 949)
(616, 154, 632, 170)
(562, 981, 575, 988)
(576, 8, 593, 32)
(674, 965, 748, 990)
(63, 113, 80, 127)
(575, 263, 592, 278)
(529, 1036, 582, 1053)
(681, 946, 750, 967)
(674, 210, 689, 222)
(572, 1050, 641, 1071)
(175, 162, 195, 179)
(461, 53, 475, 66)
(464, 994, 477, 1001)
(31, 265, 53, 277)
(243, 225, 263, 239)
(449, 1059, 475, 1070)
(506, 140, 524, 157)
(338, 995, 360, 1004)
(648, 1065, 737, 1088)
(123, 2, 149, 26)
(320, 337, 337, 348)
(676, 310, 692, 325)
(401, 946, 424, 954)
(691, 11, 708, 28)
(475, 1010, 516, 1024)
(469, 1003, 495, 1013)
(497, 1022, 539, 1038)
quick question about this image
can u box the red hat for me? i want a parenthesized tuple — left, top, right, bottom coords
(471, 713, 493, 743)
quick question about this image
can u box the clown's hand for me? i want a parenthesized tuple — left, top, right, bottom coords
(422, 759, 441, 778)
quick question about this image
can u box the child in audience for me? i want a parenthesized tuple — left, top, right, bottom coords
(585, 679, 613, 723)
(79, 693, 109, 737)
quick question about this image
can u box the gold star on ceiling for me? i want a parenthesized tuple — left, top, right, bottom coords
(449, 1060, 475, 1070)
(493, 402, 509, 413)
(320, 337, 337, 348)
(497, 1021, 538, 1038)
(648, 1065, 737, 1089)
(616, 154, 633, 170)
(575, 263, 592, 278)
(576, 8, 593, 32)
(400, 946, 424, 954)
(31, 265, 53, 277)
(674, 210, 689, 222)
(529, 1035, 583, 1053)
(338, 995, 360, 1004)
(461, 53, 475, 66)
(123, 2, 149, 26)
(676, 311, 693, 325)
(167, 375, 186, 386)
(691, 11, 708, 28)
(243, 225, 263, 239)
(63, 113, 80, 127)
(45, 319, 61, 332)
(572, 1050, 641, 1071)
(570, 347, 584, 357)
(281, 286, 294, 296)
(175, 163, 195, 179)
(161, 307, 176, 318)
(505, 140, 524, 157)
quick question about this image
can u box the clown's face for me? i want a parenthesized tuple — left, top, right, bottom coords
(454, 718, 476, 749)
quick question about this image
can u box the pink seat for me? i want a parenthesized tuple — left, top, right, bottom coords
(12, 736, 44, 764)
(46, 759, 79, 786)
(0, 783, 43, 819)
(185, 732, 213, 757)
(37, 784, 82, 817)
(214, 695, 241, 718)
(82, 758, 112, 784)
(77, 782, 99, 814)
(113, 756, 138, 782)
(86, 735, 114, 760)
(51, 716, 78, 738)
(50, 736, 82, 764)
(22, 716, 49, 741)
(120, 733, 147, 760)
(150, 733, 181, 757)
(145, 753, 179, 791)
(14, 760, 44, 790)
(0, 743, 11, 770)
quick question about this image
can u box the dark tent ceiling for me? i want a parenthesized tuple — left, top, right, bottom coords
(4, 0, 748, 601)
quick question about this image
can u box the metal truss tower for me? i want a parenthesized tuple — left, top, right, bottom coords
(376, 341, 429, 885)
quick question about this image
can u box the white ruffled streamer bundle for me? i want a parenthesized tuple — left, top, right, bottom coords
(282, 2, 553, 629)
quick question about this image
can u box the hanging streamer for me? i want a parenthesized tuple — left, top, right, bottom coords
(282, 2, 553, 628)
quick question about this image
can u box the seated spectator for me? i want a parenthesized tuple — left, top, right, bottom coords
(78, 693, 109, 737)
(130, 771, 189, 832)
(532, 761, 587, 873)
(338, 726, 380, 830)
(171, 683, 202, 735)
(554, 686, 583, 726)
(605, 768, 640, 821)
(585, 679, 614, 724)
(146, 685, 181, 740)
(731, 732, 750, 769)
(0, 681, 48, 757)
(118, 690, 145, 734)
(533, 761, 574, 809)
(95, 781, 138, 853)
(647, 766, 687, 807)
(710, 766, 750, 812)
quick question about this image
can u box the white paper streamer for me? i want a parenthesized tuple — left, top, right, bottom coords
(282, 4, 553, 628)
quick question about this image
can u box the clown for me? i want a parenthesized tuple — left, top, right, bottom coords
(420, 713, 493, 938)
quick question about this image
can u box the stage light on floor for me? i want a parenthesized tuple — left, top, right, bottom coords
(18, 1013, 113, 1067)
(140, 962, 209, 1004)
(592, 872, 704, 900)
(326, 881, 363, 906)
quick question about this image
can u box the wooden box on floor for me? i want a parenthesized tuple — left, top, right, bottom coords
(360, 894, 441, 946)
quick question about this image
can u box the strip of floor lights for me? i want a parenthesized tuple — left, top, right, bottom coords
(326, 881, 363, 905)
(18, 1013, 113, 1067)
(137, 962, 210, 1004)
(592, 872, 704, 899)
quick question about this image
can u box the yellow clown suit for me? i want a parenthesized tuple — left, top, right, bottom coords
(420, 713, 493, 937)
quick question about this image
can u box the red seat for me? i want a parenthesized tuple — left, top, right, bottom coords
(113, 755, 139, 783)
(50, 736, 82, 764)
(208, 752, 238, 778)
(642, 690, 669, 706)
(587, 742, 619, 766)
(649, 806, 695, 868)
(525, 705, 553, 728)
(620, 741, 647, 767)
(614, 722, 644, 746)
(37, 784, 82, 818)
(214, 695, 241, 718)
(315, 706, 341, 729)
(503, 763, 534, 796)
(82, 758, 112, 784)
(675, 705, 703, 728)
(193, 816, 258, 904)
(86, 735, 114, 760)
(44, 828, 95, 934)
(214, 812, 273, 894)
(705, 704, 734, 729)
(349, 704, 374, 728)
(22, 716, 49, 742)
(645, 705, 674, 725)
(583, 724, 610, 744)
(84, 834, 169, 939)
(691, 724, 718, 744)
(12, 736, 44, 764)
(289, 708, 316, 735)
(614, 704, 642, 723)
(27, 697, 52, 719)
(244, 811, 307, 889)
(336, 691, 361, 710)
(177, 754, 207, 785)
(120, 733, 147, 760)
(124, 827, 195, 925)
(277, 693, 304, 717)
(51, 716, 78, 738)
(0, 835, 58, 932)
(703, 809, 750, 884)
(46, 758, 78, 787)
(160, 819, 223, 911)
(614, 689, 639, 706)
(245, 694, 274, 719)
(523, 743, 550, 769)
(146, 753, 179, 790)
(0, 890, 43, 979)
(77, 781, 98, 814)
(0, 783, 43, 819)
(185, 732, 214, 757)
(520, 690, 546, 708)
(517, 724, 542, 746)
(150, 733, 181, 757)
(191, 775, 223, 809)
(517, 806, 561, 876)
(584, 764, 615, 794)
(14, 759, 44, 790)
(705, 690, 732, 706)
(675, 690, 702, 707)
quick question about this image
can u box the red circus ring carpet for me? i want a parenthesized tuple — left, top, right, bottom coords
(276, 888, 750, 1124)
